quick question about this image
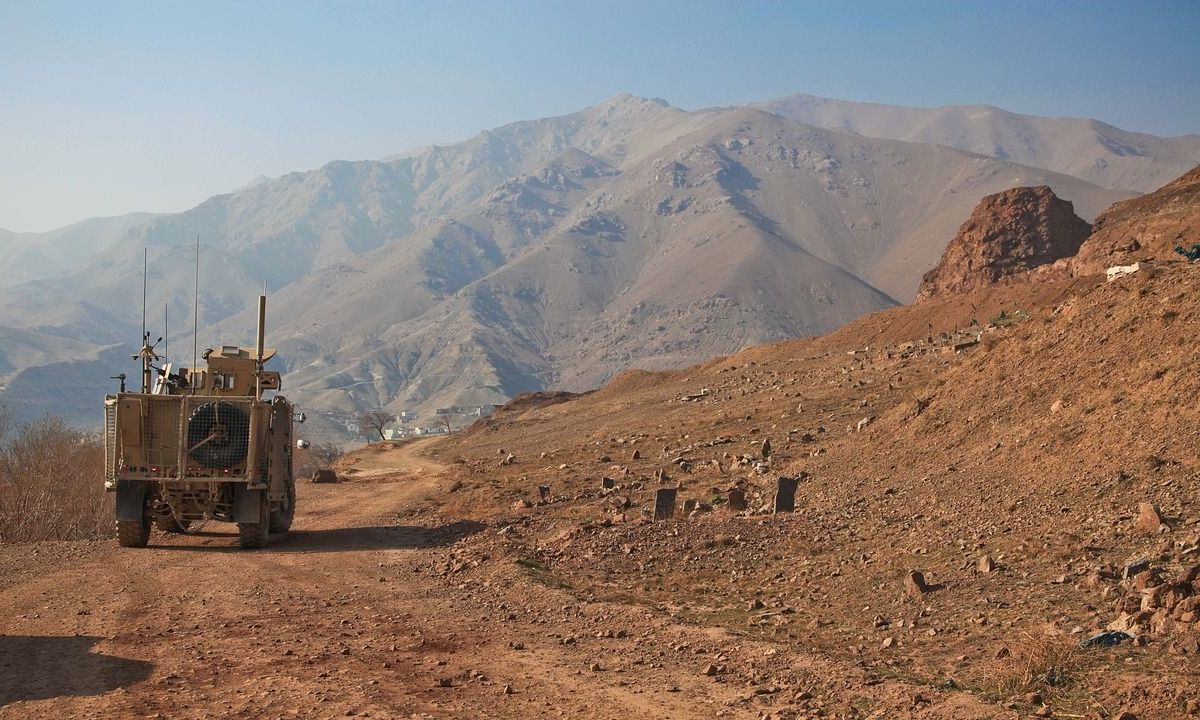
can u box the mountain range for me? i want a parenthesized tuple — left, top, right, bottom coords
(3, 92, 1195, 436)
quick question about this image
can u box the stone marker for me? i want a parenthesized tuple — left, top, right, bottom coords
(905, 570, 931, 596)
(773, 476, 799, 513)
(727, 488, 747, 511)
(1136, 502, 1166, 533)
(654, 487, 678, 521)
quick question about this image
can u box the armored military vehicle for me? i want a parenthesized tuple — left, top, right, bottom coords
(103, 296, 299, 549)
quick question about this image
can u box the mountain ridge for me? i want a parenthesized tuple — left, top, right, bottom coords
(0, 92, 1169, 433)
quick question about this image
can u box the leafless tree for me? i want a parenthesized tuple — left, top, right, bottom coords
(357, 410, 393, 441)
(309, 441, 343, 468)
(295, 440, 344, 478)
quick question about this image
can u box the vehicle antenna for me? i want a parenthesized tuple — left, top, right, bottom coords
(164, 303, 168, 363)
(192, 235, 200, 395)
(141, 248, 147, 345)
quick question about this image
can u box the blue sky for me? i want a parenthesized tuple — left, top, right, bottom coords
(1, 0, 1197, 231)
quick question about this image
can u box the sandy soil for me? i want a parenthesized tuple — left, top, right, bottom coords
(2, 440, 912, 720)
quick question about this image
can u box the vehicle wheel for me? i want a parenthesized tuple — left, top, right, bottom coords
(268, 474, 296, 534)
(116, 517, 151, 548)
(238, 490, 270, 549)
(153, 513, 191, 533)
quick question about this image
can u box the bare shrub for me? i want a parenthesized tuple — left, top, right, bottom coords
(296, 441, 344, 478)
(0, 411, 111, 543)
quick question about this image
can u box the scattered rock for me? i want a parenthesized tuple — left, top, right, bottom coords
(1136, 502, 1166, 533)
(905, 570, 932, 596)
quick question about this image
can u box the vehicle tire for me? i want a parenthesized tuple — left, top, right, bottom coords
(268, 474, 296, 534)
(187, 401, 250, 469)
(116, 517, 151, 548)
(238, 489, 270, 549)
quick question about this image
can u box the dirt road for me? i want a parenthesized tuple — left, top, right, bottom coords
(0, 440, 816, 720)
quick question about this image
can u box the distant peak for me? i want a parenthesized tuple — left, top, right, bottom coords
(235, 175, 272, 192)
(594, 93, 672, 111)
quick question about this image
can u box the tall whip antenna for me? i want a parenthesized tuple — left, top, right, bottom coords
(192, 235, 200, 395)
(141, 248, 148, 344)
(164, 303, 168, 363)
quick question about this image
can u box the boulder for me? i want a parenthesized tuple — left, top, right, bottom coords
(917, 186, 1091, 301)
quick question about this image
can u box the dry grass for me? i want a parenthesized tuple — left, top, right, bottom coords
(0, 408, 111, 543)
(977, 632, 1093, 701)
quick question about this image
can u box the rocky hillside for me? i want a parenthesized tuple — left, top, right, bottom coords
(916, 186, 1092, 301)
(757, 93, 1200, 193)
(1071, 165, 1200, 273)
(429, 258, 1200, 718)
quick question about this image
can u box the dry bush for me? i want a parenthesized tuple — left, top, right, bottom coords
(0, 409, 112, 544)
(978, 632, 1092, 700)
(296, 441, 344, 478)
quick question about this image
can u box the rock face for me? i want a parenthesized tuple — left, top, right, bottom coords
(916, 186, 1092, 301)
(1071, 164, 1200, 274)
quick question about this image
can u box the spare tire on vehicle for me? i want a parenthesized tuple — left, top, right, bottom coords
(187, 401, 250, 468)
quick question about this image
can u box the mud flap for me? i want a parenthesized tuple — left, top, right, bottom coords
(115, 479, 150, 521)
(233, 484, 263, 523)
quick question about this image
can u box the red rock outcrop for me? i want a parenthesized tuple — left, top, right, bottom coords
(1070, 164, 1200, 274)
(917, 186, 1092, 301)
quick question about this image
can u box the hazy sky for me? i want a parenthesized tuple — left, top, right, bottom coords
(2, 0, 1198, 232)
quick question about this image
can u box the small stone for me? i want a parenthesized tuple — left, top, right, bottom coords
(881, 636, 896, 649)
(501, 684, 513, 695)
(1136, 502, 1166, 533)
(703, 663, 719, 676)
(589, 662, 602, 672)
(977, 554, 996, 573)
(748, 598, 765, 610)
(905, 570, 931, 596)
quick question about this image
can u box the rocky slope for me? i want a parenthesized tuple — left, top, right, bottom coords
(916, 186, 1092, 300)
(757, 93, 1200, 193)
(430, 259, 1200, 718)
(1071, 164, 1200, 273)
